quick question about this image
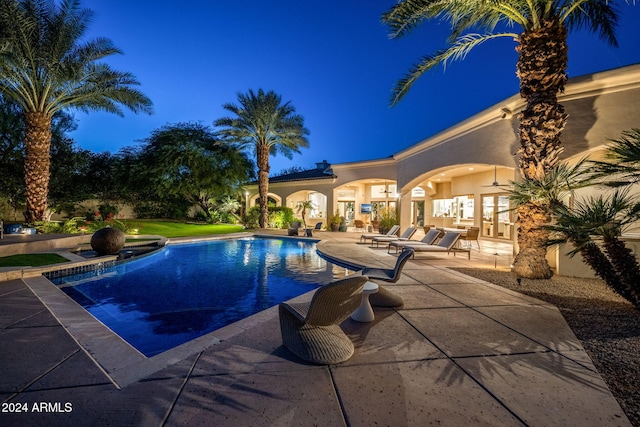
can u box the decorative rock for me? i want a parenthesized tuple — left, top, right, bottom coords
(90, 227, 126, 255)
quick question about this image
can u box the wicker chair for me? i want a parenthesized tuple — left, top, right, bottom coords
(287, 221, 302, 236)
(279, 275, 368, 364)
(459, 226, 480, 249)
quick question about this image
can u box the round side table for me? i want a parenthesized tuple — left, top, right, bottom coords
(351, 281, 379, 322)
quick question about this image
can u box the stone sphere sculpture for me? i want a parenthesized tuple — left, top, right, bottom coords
(90, 227, 126, 256)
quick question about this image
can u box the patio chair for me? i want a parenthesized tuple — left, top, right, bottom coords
(353, 219, 365, 232)
(370, 227, 417, 248)
(279, 275, 368, 364)
(287, 221, 302, 236)
(405, 231, 462, 258)
(459, 226, 480, 249)
(388, 228, 440, 254)
(359, 248, 414, 307)
(314, 222, 323, 230)
(359, 224, 399, 244)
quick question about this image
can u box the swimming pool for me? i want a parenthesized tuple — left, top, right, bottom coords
(52, 237, 347, 357)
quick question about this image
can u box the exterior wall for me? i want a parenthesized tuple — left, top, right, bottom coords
(243, 64, 640, 277)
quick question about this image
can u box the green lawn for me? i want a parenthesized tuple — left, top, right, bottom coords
(0, 253, 70, 268)
(124, 220, 245, 238)
(0, 221, 247, 267)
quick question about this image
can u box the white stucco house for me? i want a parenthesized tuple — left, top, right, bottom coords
(244, 64, 640, 277)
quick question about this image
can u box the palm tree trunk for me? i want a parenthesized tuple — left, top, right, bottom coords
(512, 202, 553, 278)
(256, 143, 270, 229)
(23, 111, 52, 223)
(512, 20, 568, 279)
(602, 238, 640, 307)
(578, 241, 628, 300)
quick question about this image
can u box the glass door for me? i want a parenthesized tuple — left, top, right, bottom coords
(337, 201, 355, 225)
(482, 196, 494, 237)
(481, 194, 512, 239)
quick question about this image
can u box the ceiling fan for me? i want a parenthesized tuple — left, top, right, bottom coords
(379, 180, 393, 194)
(482, 166, 510, 188)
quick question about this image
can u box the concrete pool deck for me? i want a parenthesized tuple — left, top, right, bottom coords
(0, 231, 631, 426)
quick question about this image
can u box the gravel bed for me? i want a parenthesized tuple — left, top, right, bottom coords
(452, 268, 640, 427)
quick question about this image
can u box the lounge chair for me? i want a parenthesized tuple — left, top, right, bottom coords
(388, 228, 440, 254)
(279, 275, 368, 364)
(371, 227, 417, 248)
(359, 248, 414, 307)
(359, 224, 399, 244)
(287, 221, 302, 236)
(405, 231, 462, 258)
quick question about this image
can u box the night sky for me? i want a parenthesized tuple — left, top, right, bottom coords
(69, 1, 640, 174)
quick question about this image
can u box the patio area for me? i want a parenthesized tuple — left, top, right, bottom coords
(0, 231, 630, 426)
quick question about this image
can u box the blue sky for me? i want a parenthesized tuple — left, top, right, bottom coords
(70, 1, 640, 175)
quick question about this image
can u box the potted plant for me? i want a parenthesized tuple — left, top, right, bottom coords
(328, 210, 341, 231)
(378, 208, 398, 235)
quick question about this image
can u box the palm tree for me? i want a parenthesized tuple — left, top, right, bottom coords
(296, 200, 315, 228)
(382, 0, 629, 278)
(553, 191, 640, 307)
(547, 203, 629, 302)
(0, 0, 153, 222)
(214, 89, 309, 229)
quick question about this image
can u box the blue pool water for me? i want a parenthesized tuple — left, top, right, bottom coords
(52, 237, 346, 357)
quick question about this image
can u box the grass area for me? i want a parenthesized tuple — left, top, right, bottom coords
(0, 221, 246, 267)
(0, 253, 69, 268)
(124, 220, 245, 238)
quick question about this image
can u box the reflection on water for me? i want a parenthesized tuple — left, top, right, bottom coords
(53, 237, 349, 356)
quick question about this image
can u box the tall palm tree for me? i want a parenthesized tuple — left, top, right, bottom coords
(214, 89, 309, 229)
(382, 0, 629, 279)
(0, 0, 153, 222)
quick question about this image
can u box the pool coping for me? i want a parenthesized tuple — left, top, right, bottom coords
(21, 233, 340, 388)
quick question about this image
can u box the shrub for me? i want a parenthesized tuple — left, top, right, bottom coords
(268, 206, 294, 229)
(379, 208, 399, 233)
(98, 203, 119, 219)
(245, 205, 293, 228)
(244, 207, 260, 229)
(35, 217, 87, 234)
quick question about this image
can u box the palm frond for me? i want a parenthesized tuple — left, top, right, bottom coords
(508, 158, 592, 207)
(590, 128, 640, 186)
(562, 0, 621, 47)
(381, 0, 441, 39)
(390, 32, 515, 105)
